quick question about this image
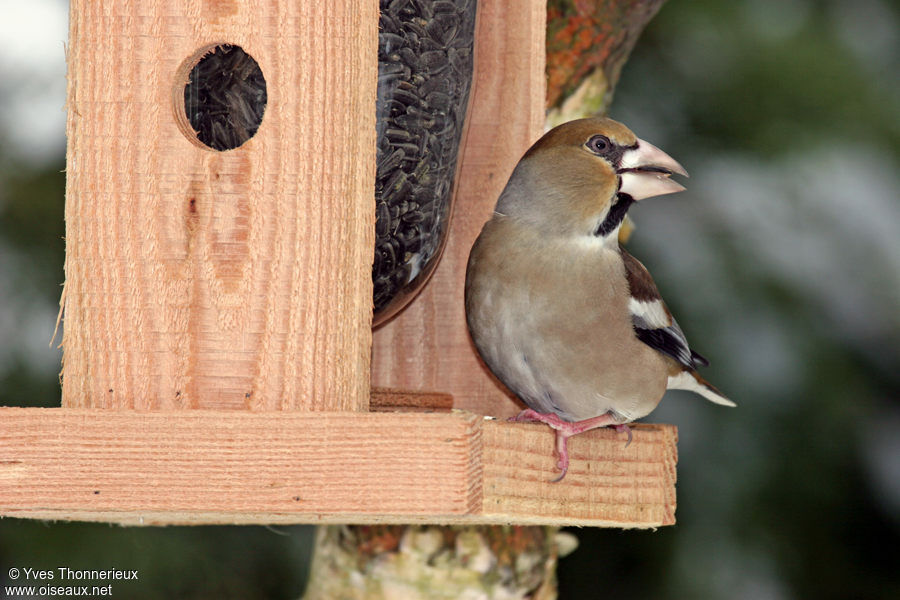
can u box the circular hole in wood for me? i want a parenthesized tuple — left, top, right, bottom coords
(177, 43, 267, 151)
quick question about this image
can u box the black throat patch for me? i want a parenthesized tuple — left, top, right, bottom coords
(594, 193, 635, 237)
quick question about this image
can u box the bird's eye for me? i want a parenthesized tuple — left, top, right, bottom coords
(586, 135, 611, 155)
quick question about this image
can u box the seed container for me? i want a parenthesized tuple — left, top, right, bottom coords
(373, 0, 477, 325)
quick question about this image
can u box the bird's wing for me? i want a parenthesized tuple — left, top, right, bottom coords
(620, 248, 708, 370)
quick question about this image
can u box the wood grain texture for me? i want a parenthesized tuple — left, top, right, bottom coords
(370, 0, 547, 419)
(370, 388, 454, 412)
(0, 407, 675, 527)
(482, 420, 677, 527)
(62, 0, 376, 411)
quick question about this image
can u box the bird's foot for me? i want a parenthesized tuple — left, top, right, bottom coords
(510, 410, 627, 481)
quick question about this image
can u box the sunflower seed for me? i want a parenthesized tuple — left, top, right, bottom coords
(374, 0, 477, 319)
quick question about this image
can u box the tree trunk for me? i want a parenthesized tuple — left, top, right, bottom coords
(302, 525, 577, 600)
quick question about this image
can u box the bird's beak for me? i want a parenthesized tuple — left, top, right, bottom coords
(617, 138, 689, 200)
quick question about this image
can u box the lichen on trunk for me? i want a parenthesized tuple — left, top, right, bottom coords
(301, 525, 576, 600)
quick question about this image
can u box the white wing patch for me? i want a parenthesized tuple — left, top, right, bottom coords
(628, 297, 671, 329)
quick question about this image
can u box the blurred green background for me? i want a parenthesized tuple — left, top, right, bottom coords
(1, 0, 898, 598)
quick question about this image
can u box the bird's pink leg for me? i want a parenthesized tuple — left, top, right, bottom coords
(510, 409, 629, 481)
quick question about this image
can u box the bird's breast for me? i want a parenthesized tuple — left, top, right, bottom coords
(466, 222, 668, 422)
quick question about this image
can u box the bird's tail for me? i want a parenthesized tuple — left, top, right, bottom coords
(667, 370, 736, 407)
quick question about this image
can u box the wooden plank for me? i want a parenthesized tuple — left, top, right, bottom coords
(371, 0, 547, 419)
(62, 0, 376, 411)
(0, 408, 482, 522)
(481, 420, 677, 527)
(370, 388, 454, 412)
(0, 407, 675, 527)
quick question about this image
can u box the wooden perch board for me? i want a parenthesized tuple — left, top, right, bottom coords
(0, 407, 676, 528)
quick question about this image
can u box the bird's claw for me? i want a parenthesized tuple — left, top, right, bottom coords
(615, 423, 633, 447)
(549, 468, 568, 483)
(552, 430, 570, 482)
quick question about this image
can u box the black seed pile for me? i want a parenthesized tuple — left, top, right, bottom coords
(184, 44, 268, 151)
(373, 0, 477, 321)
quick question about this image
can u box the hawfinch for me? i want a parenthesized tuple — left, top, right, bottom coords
(465, 117, 735, 481)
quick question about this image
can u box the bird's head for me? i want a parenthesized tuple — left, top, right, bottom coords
(496, 117, 688, 241)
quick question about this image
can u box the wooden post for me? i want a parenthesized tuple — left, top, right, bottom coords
(61, 0, 376, 411)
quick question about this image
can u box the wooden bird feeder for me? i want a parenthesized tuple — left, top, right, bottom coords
(0, 0, 676, 528)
